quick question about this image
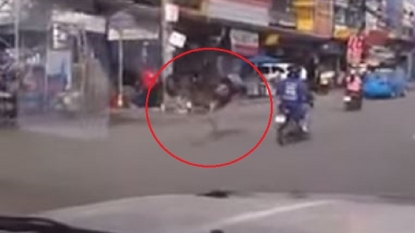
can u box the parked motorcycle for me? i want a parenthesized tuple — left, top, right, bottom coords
(343, 90, 362, 111)
(275, 109, 310, 146)
(318, 71, 335, 95)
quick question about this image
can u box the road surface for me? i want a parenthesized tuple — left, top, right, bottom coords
(0, 92, 415, 214)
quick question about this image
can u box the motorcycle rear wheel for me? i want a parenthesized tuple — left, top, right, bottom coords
(277, 122, 290, 146)
(277, 127, 285, 146)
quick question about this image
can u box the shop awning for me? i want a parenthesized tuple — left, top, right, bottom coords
(248, 55, 278, 64)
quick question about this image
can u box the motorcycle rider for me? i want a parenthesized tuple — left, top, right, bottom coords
(345, 66, 363, 96)
(276, 65, 312, 133)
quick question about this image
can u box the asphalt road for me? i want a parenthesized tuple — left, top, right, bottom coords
(1, 92, 415, 215)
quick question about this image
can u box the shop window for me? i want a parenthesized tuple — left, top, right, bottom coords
(334, 6, 347, 25)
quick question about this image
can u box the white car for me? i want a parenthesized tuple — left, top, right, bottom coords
(257, 63, 307, 81)
(245, 63, 307, 97)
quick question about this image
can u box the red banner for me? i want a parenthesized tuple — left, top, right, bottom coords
(347, 35, 364, 65)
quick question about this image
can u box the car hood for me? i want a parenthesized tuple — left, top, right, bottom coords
(38, 193, 415, 233)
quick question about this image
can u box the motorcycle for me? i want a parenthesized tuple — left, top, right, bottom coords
(343, 90, 362, 111)
(318, 71, 335, 95)
(275, 108, 310, 146)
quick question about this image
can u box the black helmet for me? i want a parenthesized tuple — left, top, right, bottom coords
(288, 64, 301, 73)
(287, 64, 301, 78)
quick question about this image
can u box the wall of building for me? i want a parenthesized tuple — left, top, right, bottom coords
(333, 0, 365, 39)
(206, 0, 271, 27)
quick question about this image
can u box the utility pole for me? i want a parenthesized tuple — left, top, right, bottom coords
(13, 0, 20, 65)
(159, 0, 176, 112)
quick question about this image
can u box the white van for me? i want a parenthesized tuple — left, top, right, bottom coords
(258, 63, 307, 81)
(251, 63, 307, 96)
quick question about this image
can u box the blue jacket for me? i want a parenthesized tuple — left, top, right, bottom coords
(276, 74, 308, 107)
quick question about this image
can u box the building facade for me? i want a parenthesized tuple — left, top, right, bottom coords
(333, 0, 365, 39)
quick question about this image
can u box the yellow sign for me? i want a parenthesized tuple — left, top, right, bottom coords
(334, 27, 357, 39)
(264, 34, 279, 46)
(294, 8, 314, 31)
(292, 0, 316, 7)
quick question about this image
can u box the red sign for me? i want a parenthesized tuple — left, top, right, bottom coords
(230, 29, 259, 56)
(347, 35, 364, 65)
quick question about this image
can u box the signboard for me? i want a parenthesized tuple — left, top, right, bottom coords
(334, 26, 357, 39)
(108, 28, 159, 41)
(52, 10, 106, 34)
(207, 0, 270, 26)
(108, 11, 159, 41)
(169, 31, 187, 48)
(264, 34, 279, 46)
(230, 29, 259, 56)
(165, 3, 179, 22)
(347, 35, 364, 65)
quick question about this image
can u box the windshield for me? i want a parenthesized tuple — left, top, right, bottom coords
(1, 0, 415, 232)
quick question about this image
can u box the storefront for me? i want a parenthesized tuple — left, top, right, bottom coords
(3, 0, 159, 138)
(169, 0, 271, 80)
(106, 8, 161, 108)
